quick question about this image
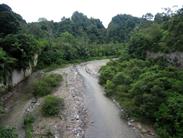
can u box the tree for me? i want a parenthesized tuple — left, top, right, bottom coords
(156, 93, 183, 138)
(0, 4, 12, 12)
(107, 14, 143, 43)
(0, 34, 39, 69)
(142, 13, 154, 21)
(0, 4, 25, 36)
(38, 17, 48, 22)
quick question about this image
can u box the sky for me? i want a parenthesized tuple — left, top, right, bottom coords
(1, 0, 183, 27)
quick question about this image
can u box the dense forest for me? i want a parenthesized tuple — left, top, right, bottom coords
(0, 3, 183, 138)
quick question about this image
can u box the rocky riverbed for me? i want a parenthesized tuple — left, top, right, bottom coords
(0, 59, 156, 138)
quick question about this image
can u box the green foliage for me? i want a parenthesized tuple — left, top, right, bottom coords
(37, 31, 123, 69)
(24, 114, 35, 126)
(0, 4, 25, 36)
(24, 114, 35, 138)
(155, 93, 183, 138)
(42, 95, 64, 116)
(33, 74, 62, 97)
(107, 14, 144, 43)
(30, 11, 106, 43)
(116, 8, 183, 137)
(37, 46, 65, 69)
(33, 81, 50, 97)
(0, 4, 41, 88)
(128, 23, 164, 58)
(99, 62, 118, 85)
(112, 72, 132, 85)
(100, 58, 183, 137)
(0, 3, 183, 138)
(0, 48, 16, 87)
(129, 68, 177, 120)
(0, 127, 18, 138)
(0, 33, 39, 69)
(69, 11, 106, 43)
(128, 7, 183, 58)
(0, 48, 7, 61)
(0, 4, 12, 12)
(0, 48, 9, 82)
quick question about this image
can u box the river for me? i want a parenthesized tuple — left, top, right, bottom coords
(77, 60, 140, 138)
(0, 59, 154, 138)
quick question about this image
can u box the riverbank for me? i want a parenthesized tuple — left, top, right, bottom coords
(0, 59, 156, 138)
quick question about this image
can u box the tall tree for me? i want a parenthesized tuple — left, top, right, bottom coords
(0, 4, 26, 36)
(107, 14, 143, 43)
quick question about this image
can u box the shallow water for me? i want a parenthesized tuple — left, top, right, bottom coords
(77, 62, 140, 138)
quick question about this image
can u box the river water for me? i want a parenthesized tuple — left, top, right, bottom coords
(1, 59, 149, 138)
(77, 61, 140, 138)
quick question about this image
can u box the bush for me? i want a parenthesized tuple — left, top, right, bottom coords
(33, 74, 62, 97)
(42, 74, 62, 87)
(0, 127, 18, 138)
(24, 114, 35, 138)
(112, 72, 131, 85)
(100, 58, 183, 137)
(24, 114, 35, 126)
(33, 80, 51, 97)
(99, 61, 118, 85)
(42, 95, 64, 116)
(104, 80, 115, 96)
(155, 93, 183, 138)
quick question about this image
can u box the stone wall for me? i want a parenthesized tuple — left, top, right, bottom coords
(0, 54, 38, 89)
(11, 67, 32, 86)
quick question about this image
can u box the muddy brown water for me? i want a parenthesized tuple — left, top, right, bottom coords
(77, 61, 140, 138)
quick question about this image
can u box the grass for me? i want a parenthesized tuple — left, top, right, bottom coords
(0, 127, 18, 138)
(24, 114, 35, 138)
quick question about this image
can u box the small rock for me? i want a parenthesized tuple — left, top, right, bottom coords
(128, 122, 132, 126)
(130, 119, 134, 122)
(75, 114, 79, 120)
(76, 133, 80, 137)
(137, 123, 142, 130)
(141, 128, 147, 134)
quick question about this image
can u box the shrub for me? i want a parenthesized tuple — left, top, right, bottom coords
(24, 114, 35, 126)
(42, 95, 64, 116)
(104, 80, 114, 96)
(24, 114, 35, 138)
(33, 80, 51, 97)
(155, 93, 183, 138)
(42, 74, 62, 87)
(112, 72, 131, 85)
(100, 58, 183, 137)
(33, 74, 62, 97)
(0, 127, 18, 138)
(99, 64, 117, 85)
